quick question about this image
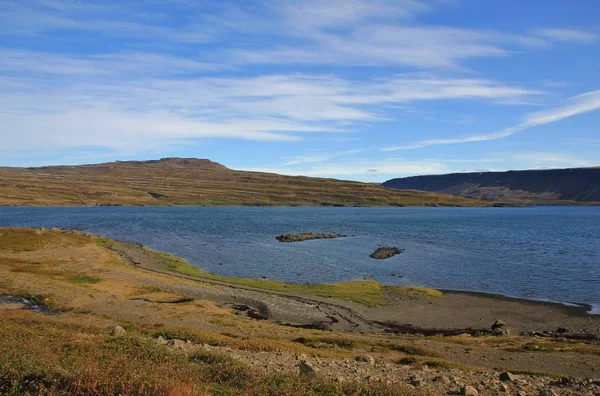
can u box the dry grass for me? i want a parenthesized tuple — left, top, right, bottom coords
(0, 158, 489, 207)
(0, 312, 414, 396)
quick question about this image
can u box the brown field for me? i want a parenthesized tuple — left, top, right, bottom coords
(0, 157, 490, 207)
(1, 227, 599, 395)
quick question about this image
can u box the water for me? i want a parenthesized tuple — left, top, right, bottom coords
(1, 206, 599, 311)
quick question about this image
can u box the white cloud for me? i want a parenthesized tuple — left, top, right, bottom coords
(383, 89, 600, 151)
(534, 28, 598, 43)
(0, 47, 541, 153)
(282, 149, 363, 165)
(247, 158, 451, 179)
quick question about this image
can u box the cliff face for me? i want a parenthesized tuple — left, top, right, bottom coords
(382, 167, 600, 204)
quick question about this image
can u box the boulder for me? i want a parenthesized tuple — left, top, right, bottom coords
(110, 326, 127, 337)
(356, 355, 376, 365)
(461, 386, 479, 396)
(156, 336, 168, 345)
(491, 320, 513, 336)
(500, 371, 516, 382)
(299, 360, 316, 378)
(168, 339, 186, 349)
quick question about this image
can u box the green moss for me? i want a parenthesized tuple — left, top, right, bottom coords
(151, 249, 388, 306)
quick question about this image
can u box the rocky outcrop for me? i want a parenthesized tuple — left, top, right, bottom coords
(369, 247, 404, 259)
(276, 233, 348, 243)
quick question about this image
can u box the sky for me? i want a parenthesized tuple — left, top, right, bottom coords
(1, 0, 599, 182)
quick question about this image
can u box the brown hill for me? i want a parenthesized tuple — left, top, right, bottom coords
(0, 158, 487, 207)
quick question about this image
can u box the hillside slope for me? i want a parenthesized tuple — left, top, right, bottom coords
(383, 167, 600, 204)
(0, 158, 487, 207)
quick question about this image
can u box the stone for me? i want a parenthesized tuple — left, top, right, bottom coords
(110, 325, 127, 336)
(523, 343, 541, 351)
(500, 383, 509, 392)
(299, 360, 316, 378)
(500, 372, 516, 382)
(156, 336, 168, 345)
(538, 389, 558, 396)
(168, 339, 186, 349)
(296, 353, 307, 361)
(491, 320, 513, 336)
(356, 355, 376, 365)
(461, 386, 479, 396)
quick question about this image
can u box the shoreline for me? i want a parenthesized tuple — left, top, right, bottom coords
(104, 236, 600, 338)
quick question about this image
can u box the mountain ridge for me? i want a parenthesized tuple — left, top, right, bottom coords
(0, 158, 488, 207)
(382, 167, 600, 204)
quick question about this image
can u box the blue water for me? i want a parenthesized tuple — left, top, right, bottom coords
(1, 206, 599, 311)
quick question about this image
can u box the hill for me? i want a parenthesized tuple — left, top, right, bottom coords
(383, 167, 600, 204)
(0, 158, 487, 207)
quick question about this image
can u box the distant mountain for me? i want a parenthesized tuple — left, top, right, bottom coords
(382, 167, 600, 204)
(0, 158, 488, 207)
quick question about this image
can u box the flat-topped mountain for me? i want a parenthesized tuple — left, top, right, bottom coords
(383, 167, 600, 204)
(0, 158, 487, 207)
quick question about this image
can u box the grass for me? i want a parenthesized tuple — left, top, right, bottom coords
(67, 274, 102, 284)
(0, 157, 490, 207)
(0, 312, 416, 395)
(153, 248, 389, 306)
(293, 336, 359, 350)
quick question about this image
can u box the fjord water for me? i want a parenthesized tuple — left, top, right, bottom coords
(1, 206, 599, 311)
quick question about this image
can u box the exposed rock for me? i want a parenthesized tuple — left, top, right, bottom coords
(369, 247, 404, 260)
(156, 336, 168, 345)
(500, 371, 517, 382)
(356, 355, 376, 365)
(299, 360, 316, 378)
(491, 319, 513, 336)
(110, 325, 127, 336)
(523, 343, 541, 351)
(168, 339, 186, 349)
(461, 385, 479, 395)
(276, 233, 348, 243)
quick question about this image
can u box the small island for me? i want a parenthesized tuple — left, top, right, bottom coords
(370, 247, 404, 259)
(276, 233, 348, 243)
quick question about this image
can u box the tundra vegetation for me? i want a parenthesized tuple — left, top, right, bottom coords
(1, 228, 599, 395)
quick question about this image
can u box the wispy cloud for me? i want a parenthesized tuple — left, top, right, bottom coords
(534, 28, 598, 43)
(1, 46, 541, 153)
(247, 158, 451, 179)
(282, 149, 363, 166)
(383, 89, 600, 151)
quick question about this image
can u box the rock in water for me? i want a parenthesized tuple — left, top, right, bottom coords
(299, 360, 316, 377)
(110, 325, 127, 336)
(369, 247, 404, 259)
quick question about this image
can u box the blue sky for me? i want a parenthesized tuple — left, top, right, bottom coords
(1, 0, 599, 181)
